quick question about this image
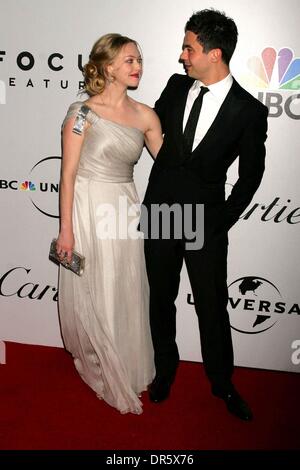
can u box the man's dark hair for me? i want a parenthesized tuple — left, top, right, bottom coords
(185, 9, 238, 65)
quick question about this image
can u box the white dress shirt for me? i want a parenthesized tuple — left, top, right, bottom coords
(183, 74, 233, 151)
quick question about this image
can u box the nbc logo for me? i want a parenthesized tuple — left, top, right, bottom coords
(243, 47, 300, 119)
(248, 47, 300, 90)
(0, 156, 60, 218)
(20, 181, 36, 191)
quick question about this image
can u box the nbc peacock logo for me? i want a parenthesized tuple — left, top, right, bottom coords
(242, 47, 300, 119)
(20, 181, 36, 191)
(247, 47, 300, 90)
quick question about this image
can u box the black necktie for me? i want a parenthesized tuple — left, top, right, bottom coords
(183, 86, 209, 155)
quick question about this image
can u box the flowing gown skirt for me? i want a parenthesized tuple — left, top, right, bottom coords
(59, 176, 155, 414)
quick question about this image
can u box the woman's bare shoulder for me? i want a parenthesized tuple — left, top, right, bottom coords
(129, 97, 150, 111)
(130, 98, 157, 119)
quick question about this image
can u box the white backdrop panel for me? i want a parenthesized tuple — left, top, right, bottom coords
(1, 0, 299, 372)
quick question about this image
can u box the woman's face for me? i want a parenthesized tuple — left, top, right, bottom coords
(108, 42, 143, 88)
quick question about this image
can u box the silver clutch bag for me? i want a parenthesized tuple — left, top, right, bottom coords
(49, 238, 85, 276)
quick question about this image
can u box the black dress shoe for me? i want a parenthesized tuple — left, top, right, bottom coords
(149, 376, 172, 403)
(212, 387, 253, 421)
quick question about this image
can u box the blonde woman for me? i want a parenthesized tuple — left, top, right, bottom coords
(56, 34, 162, 414)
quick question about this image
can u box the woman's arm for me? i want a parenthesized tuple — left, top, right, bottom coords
(56, 117, 86, 261)
(143, 106, 163, 159)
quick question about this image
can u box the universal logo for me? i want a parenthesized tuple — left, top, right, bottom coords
(242, 46, 300, 119)
(187, 276, 299, 334)
(0, 156, 61, 218)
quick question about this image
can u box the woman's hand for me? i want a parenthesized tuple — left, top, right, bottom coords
(56, 230, 75, 263)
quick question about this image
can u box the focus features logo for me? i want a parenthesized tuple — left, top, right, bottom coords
(228, 276, 299, 334)
(0, 49, 85, 92)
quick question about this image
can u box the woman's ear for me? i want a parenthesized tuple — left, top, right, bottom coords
(106, 64, 113, 75)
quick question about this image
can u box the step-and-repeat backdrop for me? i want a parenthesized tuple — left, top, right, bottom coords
(1, 0, 299, 372)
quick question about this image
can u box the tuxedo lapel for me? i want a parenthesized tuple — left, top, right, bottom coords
(188, 79, 242, 159)
(172, 78, 193, 154)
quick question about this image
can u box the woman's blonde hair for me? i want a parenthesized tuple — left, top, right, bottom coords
(83, 33, 138, 96)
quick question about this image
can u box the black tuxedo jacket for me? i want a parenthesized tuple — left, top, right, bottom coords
(144, 74, 268, 230)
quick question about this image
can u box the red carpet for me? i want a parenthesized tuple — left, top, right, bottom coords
(0, 341, 299, 450)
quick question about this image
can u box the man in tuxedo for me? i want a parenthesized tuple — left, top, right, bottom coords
(142, 9, 268, 421)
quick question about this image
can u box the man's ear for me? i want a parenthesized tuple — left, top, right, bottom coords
(210, 48, 222, 63)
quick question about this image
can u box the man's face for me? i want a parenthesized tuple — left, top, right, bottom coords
(180, 31, 211, 81)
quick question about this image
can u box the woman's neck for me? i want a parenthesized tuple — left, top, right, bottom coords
(97, 84, 129, 108)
